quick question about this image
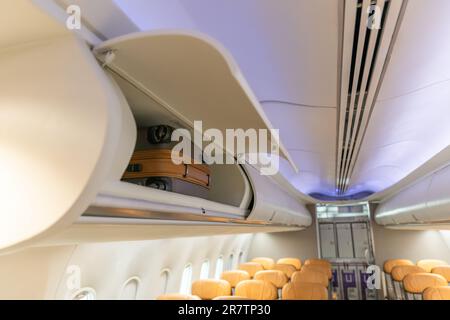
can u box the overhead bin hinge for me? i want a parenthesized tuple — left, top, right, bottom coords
(99, 50, 116, 68)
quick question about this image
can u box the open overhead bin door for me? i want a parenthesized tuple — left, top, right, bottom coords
(93, 30, 296, 171)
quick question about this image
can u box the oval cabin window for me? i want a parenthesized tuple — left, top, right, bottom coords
(214, 256, 224, 279)
(200, 260, 210, 279)
(179, 264, 193, 294)
(71, 288, 96, 300)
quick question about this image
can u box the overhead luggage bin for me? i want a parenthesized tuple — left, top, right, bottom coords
(93, 30, 296, 171)
(244, 164, 312, 227)
(375, 163, 450, 227)
(0, 3, 311, 253)
(0, 34, 135, 252)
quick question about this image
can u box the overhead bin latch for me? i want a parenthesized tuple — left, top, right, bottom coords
(99, 50, 116, 68)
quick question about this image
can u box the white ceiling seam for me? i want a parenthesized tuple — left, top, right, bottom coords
(260, 100, 336, 109)
(376, 77, 450, 103)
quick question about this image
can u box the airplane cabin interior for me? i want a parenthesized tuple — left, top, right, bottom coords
(1, 0, 450, 306)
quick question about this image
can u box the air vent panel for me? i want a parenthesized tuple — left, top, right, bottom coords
(336, 0, 405, 195)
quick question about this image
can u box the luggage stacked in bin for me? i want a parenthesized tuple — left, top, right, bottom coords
(122, 125, 211, 199)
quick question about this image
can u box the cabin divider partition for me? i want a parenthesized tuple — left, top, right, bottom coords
(316, 203, 378, 300)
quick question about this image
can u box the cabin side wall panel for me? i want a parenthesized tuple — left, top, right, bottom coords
(247, 226, 319, 262)
(0, 234, 253, 299)
(371, 222, 450, 266)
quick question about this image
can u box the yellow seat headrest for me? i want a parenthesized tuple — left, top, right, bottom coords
(251, 257, 275, 270)
(277, 258, 302, 270)
(273, 263, 297, 279)
(212, 296, 251, 300)
(254, 270, 288, 288)
(417, 259, 448, 272)
(238, 262, 264, 278)
(383, 259, 414, 274)
(235, 280, 278, 300)
(220, 270, 251, 287)
(282, 282, 328, 300)
(391, 265, 425, 281)
(291, 269, 329, 287)
(423, 286, 450, 300)
(301, 264, 332, 280)
(403, 273, 447, 294)
(191, 279, 231, 300)
(431, 265, 450, 282)
(156, 293, 201, 300)
(304, 258, 332, 269)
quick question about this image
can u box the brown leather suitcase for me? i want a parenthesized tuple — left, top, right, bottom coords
(122, 149, 211, 198)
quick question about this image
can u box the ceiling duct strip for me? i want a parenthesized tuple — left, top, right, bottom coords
(336, 0, 405, 194)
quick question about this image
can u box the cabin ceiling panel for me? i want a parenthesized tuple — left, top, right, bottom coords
(56, 0, 139, 39)
(288, 151, 336, 196)
(262, 102, 336, 152)
(377, 0, 450, 101)
(114, 0, 339, 107)
(262, 102, 336, 195)
(351, 81, 450, 194)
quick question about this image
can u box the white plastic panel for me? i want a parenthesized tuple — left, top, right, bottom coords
(421, 166, 450, 222)
(352, 223, 369, 259)
(0, 1, 136, 252)
(262, 102, 337, 195)
(377, 0, 450, 101)
(319, 224, 336, 258)
(376, 177, 430, 225)
(351, 80, 450, 195)
(336, 223, 354, 258)
(244, 165, 312, 227)
(0, 0, 68, 50)
(0, 33, 136, 252)
(376, 165, 450, 226)
(93, 30, 296, 169)
(113, 0, 339, 107)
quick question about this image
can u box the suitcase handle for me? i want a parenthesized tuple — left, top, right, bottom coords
(183, 164, 189, 178)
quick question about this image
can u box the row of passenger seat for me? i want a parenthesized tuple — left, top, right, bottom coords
(383, 259, 450, 300)
(157, 257, 332, 300)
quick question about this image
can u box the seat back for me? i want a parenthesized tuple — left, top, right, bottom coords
(391, 265, 425, 300)
(403, 273, 447, 300)
(277, 258, 302, 270)
(220, 270, 251, 288)
(383, 259, 414, 274)
(383, 259, 414, 300)
(291, 269, 329, 287)
(235, 280, 278, 300)
(238, 262, 264, 278)
(254, 270, 288, 289)
(254, 270, 288, 298)
(251, 257, 275, 270)
(417, 259, 448, 272)
(423, 286, 450, 300)
(156, 293, 201, 300)
(273, 263, 297, 279)
(213, 296, 251, 300)
(431, 265, 450, 283)
(301, 264, 332, 280)
(304, 258, 332, 269)
(191, 279, 231, 300)
(391, 265, 425, 282)
(282, 282, 328, 300)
